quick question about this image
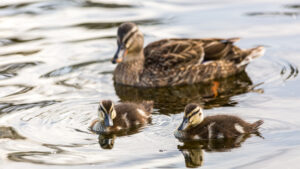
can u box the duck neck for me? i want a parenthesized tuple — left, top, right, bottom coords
(114, 51, 144, 86)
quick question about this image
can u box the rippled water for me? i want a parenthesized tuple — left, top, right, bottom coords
(0, 0, 300, 168)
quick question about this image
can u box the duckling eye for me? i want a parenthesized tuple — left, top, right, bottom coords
(98, 106, 107, 119)
(98, 110, 105, 119)
(189, 116, 194, 122)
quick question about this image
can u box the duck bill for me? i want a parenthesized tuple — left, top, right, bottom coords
(104, 114, 114, 127)
(112, 44, 127, 64)
(178, 118, 189, 131)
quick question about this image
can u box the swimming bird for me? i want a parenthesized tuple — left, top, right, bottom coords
(90, 100, 153, 134)
(174, 103, 263, 140)
(112, 22, 265, 87)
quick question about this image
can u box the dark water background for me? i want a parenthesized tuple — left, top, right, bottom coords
(0, 0, 300, 168)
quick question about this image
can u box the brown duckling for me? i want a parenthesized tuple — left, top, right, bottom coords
(90, 100, 153, 134)
(112, 22, 265, 87)
(174, 103, 263, 140)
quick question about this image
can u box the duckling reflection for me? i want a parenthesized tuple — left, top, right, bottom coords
(178, 134, 254, 168)
(97, 127, 142, 150)
(98, 134, 115, 149)
(178, 142, 204, 168)
(115, 71, 263, 114)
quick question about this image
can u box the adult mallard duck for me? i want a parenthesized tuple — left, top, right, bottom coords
(90, 100, 153, 134)
(174, 103, 263, 140)
(112, 22, 265, 87)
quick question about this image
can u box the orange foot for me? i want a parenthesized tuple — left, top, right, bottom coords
(211, 81, 220, 98)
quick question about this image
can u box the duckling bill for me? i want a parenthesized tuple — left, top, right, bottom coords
(90, 100, 153, 134)
(174, 103, 263, 140)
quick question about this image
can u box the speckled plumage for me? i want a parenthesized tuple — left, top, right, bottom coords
(174, 103, 263, 140)
(180, 115, 263, 140)
(90, 100, 153, 134)
(112, 22, 265, 87)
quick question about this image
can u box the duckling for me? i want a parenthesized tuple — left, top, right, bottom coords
(174, 103, 263, 140)
(90, 100, 153, 134)
(112, 22, 265, 87)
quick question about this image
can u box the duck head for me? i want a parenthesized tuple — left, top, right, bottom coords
(112, 22, 144, 64)
(98, 100, 117, 127)
(178, 104, 204, 131)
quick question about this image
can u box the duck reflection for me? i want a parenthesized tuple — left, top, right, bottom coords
(115, 71, 262, 114)
(178, 134, 257, 168)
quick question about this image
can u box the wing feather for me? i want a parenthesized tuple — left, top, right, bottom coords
(144, 39, 204, 71)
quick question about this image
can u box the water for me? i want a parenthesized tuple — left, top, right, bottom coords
(0, 0, 300, 168)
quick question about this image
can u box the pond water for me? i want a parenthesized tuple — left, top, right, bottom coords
(0, 0, 300, 168)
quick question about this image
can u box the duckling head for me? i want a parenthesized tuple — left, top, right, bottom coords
(98, 100, 117, 127)
(112, 22, 144, 64)
(178, 104, 204, 131)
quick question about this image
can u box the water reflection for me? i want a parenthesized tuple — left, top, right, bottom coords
(0, 50, 40, 57)
(115, 71, 263, 114)
(0, 0, 299, 167)
(82, 1, 133, 8)
(41, 59, 109, 78)
(0, 37, 44, 46)
(285, 4, 300, 9)
(98, 134, 115, 150)
(97, 127, 142, 150)
(0, 100, 58, 115)
(178, 134, 257, 168)
(246, 12, 299, 17)
(72, 19, 163, 30)
(0, 84, 33, 98)
(246, 3, 300, 17)
(7, 143, 105, 165)
(0, 61, 43, 80)
(0, 126, 25, 139)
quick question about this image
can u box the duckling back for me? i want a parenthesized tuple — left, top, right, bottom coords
(113, 101, 153, 128)
(180, 115, 263, 140)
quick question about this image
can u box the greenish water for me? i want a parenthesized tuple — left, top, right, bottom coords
(0, 0, 300, 168)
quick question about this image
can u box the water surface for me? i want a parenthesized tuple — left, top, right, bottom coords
(0, 0, 300, 168)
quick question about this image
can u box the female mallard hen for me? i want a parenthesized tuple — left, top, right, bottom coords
(174, 103, 263, 140)
(112, 22, 265, 87)
(90, 100, 153, 134)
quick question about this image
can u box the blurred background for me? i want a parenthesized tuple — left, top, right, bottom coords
(0, 0, 300, 168)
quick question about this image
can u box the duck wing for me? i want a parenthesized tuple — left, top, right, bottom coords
(144, 39, 205, 71)
(201, 38, 242, 61)
(141, 38, 264, 87)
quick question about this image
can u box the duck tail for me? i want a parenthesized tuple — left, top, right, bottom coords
(226, 37, 240, 43)
(237, 46, 265, 68)
(141, 100, 154, 114)
(251, 120, 264, 132)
